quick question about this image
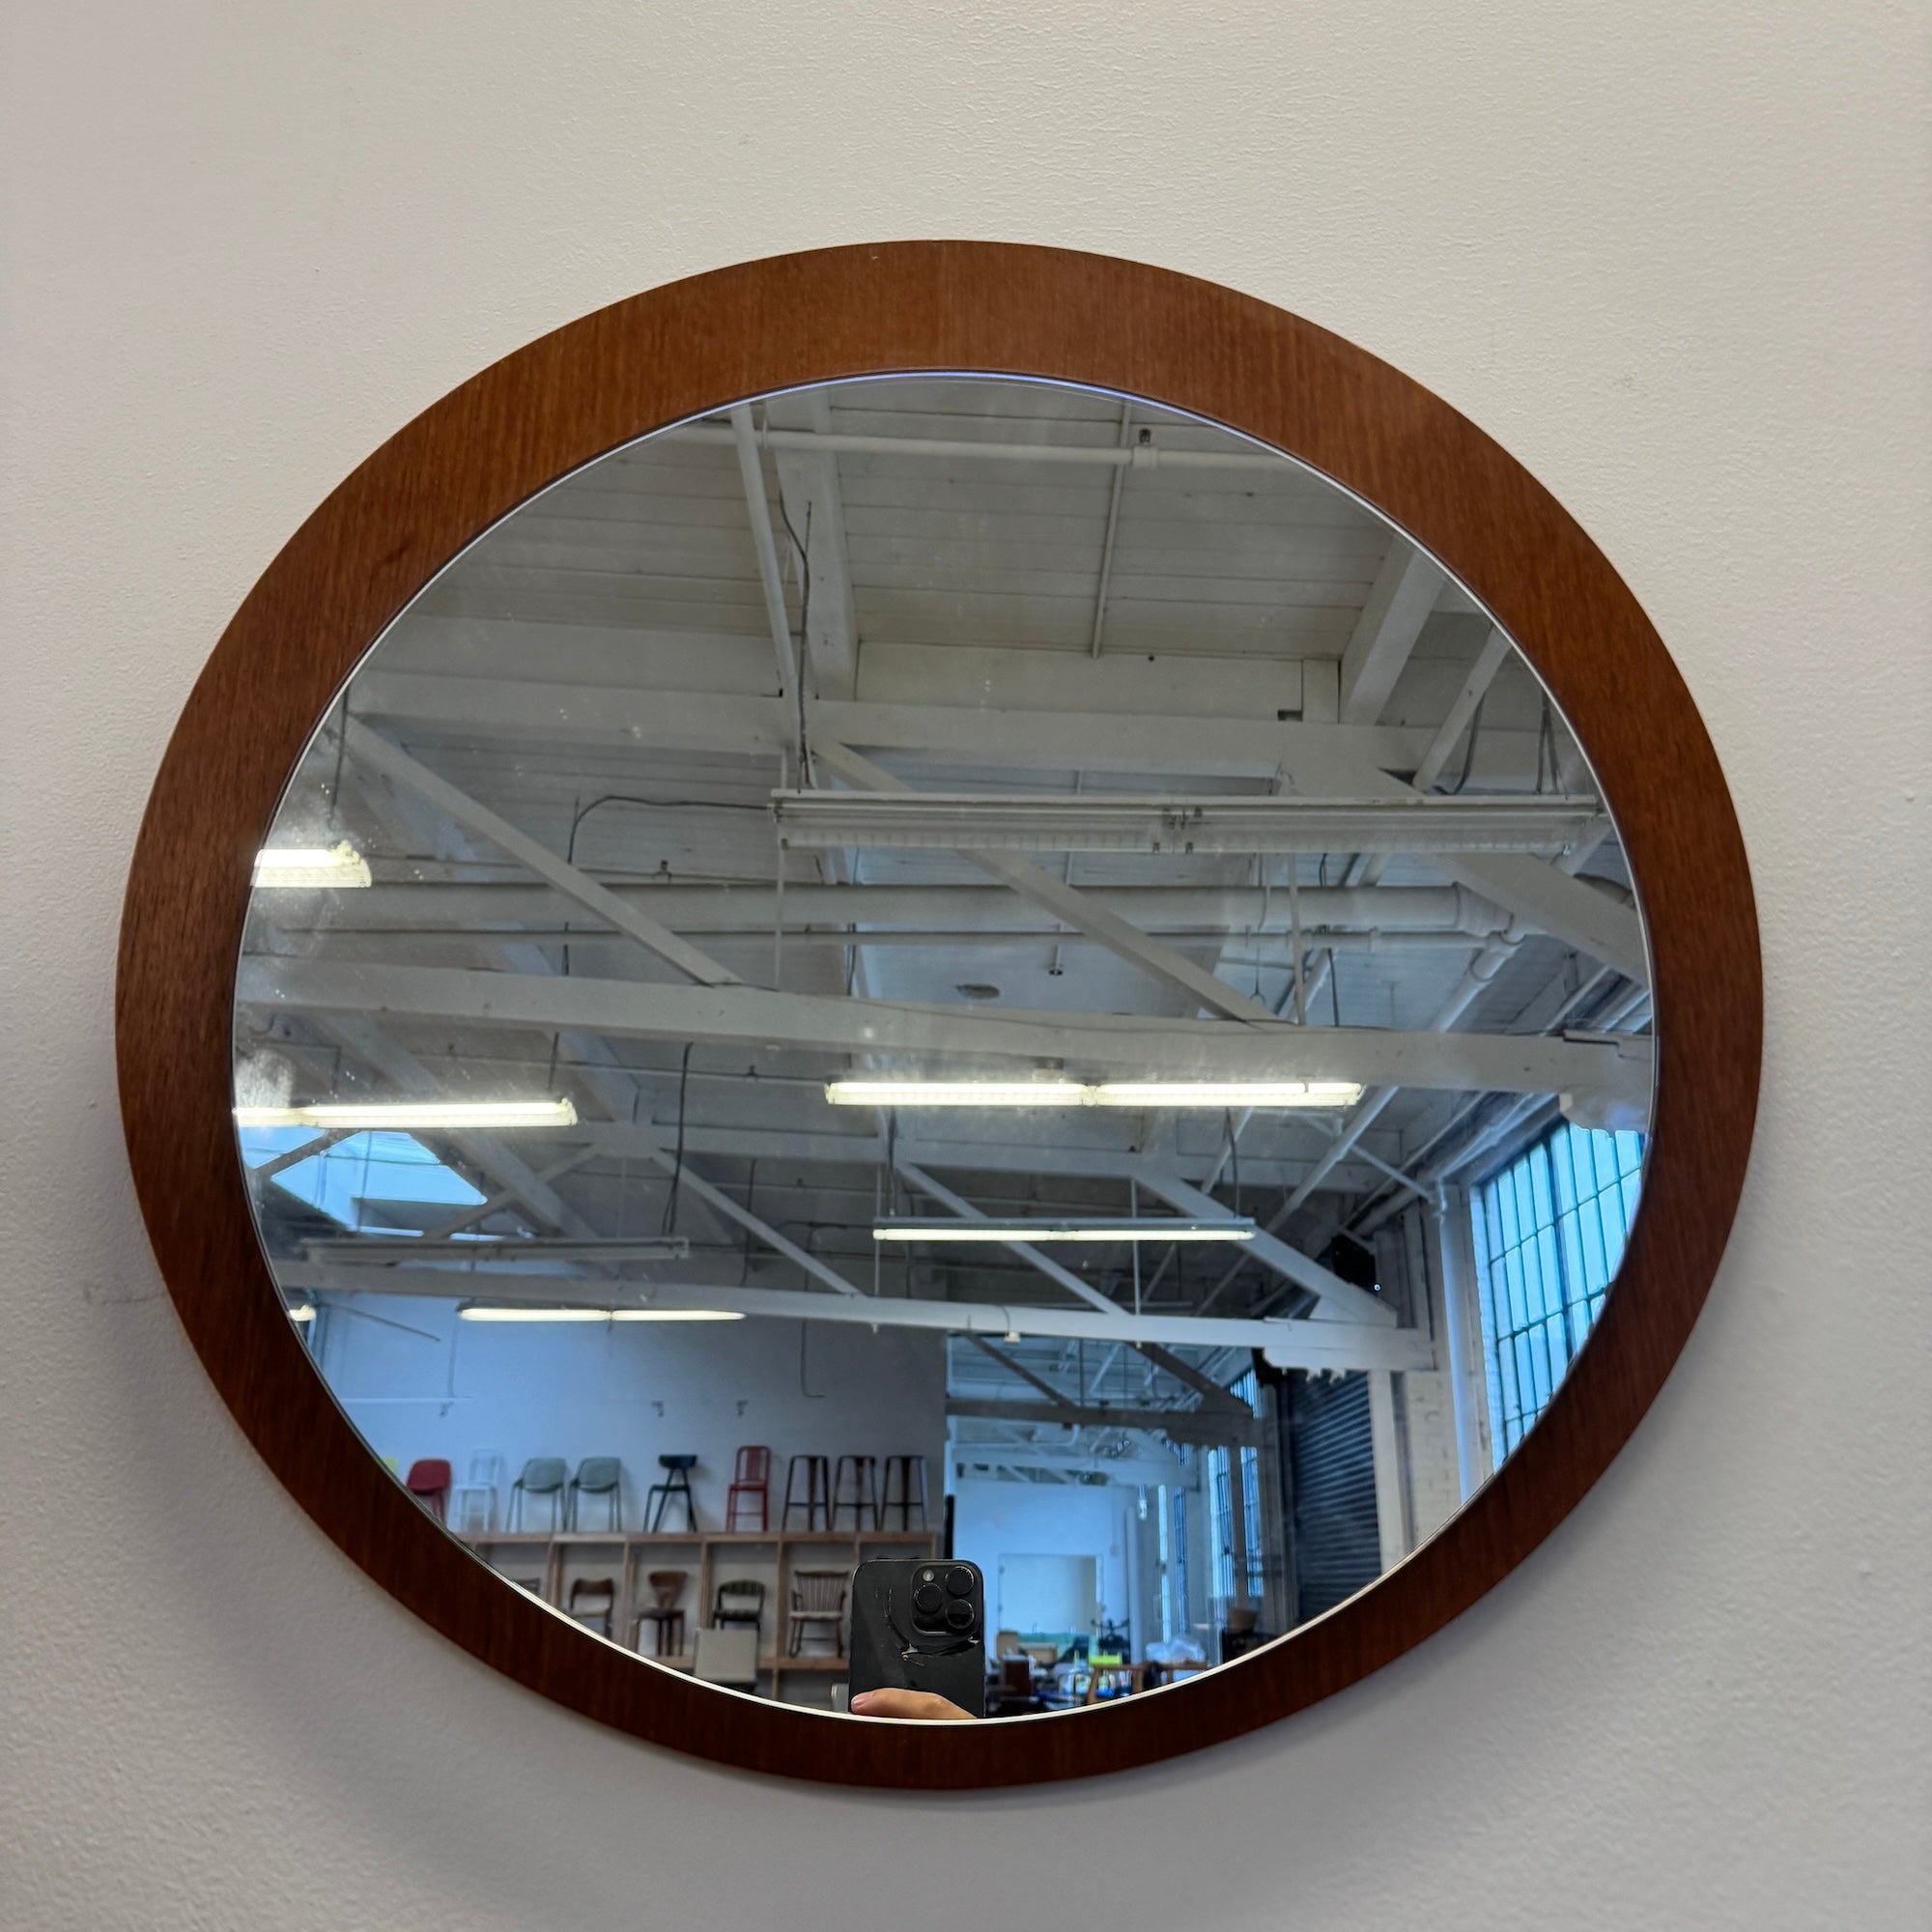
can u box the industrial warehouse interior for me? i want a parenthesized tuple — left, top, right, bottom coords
(233, 374, 1654, 1716)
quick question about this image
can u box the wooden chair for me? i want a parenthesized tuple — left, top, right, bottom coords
(712, 1577, 766, 1642)
(635, 1568, 689, 1658)
(567, 1577, 616, 1638)
(785, 1568, 849, 1657)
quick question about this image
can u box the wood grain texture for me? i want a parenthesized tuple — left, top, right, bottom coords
(115, 242, 1762, 1788)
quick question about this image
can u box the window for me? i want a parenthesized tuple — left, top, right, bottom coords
(1470, 1122, 1645, 1457)
(239, 1127, 485, 1231)
(1208, 1370, 1265, 1607)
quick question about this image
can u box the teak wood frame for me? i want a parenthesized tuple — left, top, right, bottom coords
(116, 242, 1761, 1788)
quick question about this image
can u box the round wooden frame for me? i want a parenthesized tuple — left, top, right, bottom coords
(117, 242, 1760, 1787)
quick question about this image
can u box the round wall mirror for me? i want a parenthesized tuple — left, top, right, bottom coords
(119, 244, 1759, 1784)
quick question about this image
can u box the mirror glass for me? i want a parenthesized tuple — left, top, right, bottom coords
(233, 375, 1653, 1721)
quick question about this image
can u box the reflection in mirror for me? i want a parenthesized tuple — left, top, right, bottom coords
(234, 376, 1653, 1721)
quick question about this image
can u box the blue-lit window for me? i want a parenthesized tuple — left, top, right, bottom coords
(1208, 1371, 1265, 1607)
(1470, 1123, 1645, 1458)
(239, 1127, 484, 1232)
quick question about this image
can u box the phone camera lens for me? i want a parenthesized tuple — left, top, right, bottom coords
(912, 1583, 944, 1615)
(944, 1566, 975, 1597)
(944, 1600, 975, 1633)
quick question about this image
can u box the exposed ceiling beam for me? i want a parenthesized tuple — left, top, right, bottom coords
(1131, 1169, 1392, 1324)
(638, 1150, 867, 1297)
(309, 1016, 602, 1240)
(895, 1159, 1121, 1315)
(239, 959, 1654, 1106)
(280, 1268, 1432, 1371)
(338, 718, 741, 988)
(946, 1398, 1264, 1448)
(1340, 538, 1446, 724)
(811, 741, 1281, 1024)
(968, 1334, 1078, 1404)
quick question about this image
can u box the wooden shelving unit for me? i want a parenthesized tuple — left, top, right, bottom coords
(459, 1523, 938, 1702)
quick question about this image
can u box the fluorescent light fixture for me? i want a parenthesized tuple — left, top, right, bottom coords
(458, 1306, 745, 1323)
(287, 1303, 316, 1322)
(826, 1079, 1361, 1111)
(1089, 1080, 1364, 1109)
(825, 1079, 1087, 1109)
(773, 790, 1604, 857)
(306, 1236, 689, 1264)
(234, 1097, 578, 1130)
(252, 840, 373, 888)
(874, 1217, 1255, 1245)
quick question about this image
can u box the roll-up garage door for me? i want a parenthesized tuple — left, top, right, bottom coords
(1289, 1370, 1380, 1622)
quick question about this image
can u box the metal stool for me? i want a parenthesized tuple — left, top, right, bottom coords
(645, 1454, 697, 1531)
(832, 1454, 879, 1530)
(726, 1444, 772, 1531)
(880, 1455, 928, 1529)
(781, 1455, 831, 1530)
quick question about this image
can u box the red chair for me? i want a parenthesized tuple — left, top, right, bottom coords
(726, 1445, 772, 1532)
(405, 1458, 453, 1522)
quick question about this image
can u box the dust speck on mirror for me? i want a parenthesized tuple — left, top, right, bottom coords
(232, 375, 1654, 1725)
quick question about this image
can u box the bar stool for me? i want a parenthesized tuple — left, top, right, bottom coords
(645, 1454, 697, 1531)
(568, 1456, 623, 1531)
(725, 1444, 772, 1531)
(404, 1459, 452, 1523)
(832, 1454, 879, 1530)
(880, 1455, 928, 1529)
(635, 1570, 688, 1657)
(781, 1454, 831, 1530)
(509, 1457, 568, 1531)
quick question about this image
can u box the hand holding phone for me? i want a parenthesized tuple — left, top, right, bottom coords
(846, 1558, 986, 1719)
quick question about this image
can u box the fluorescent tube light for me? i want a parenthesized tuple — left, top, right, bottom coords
(234, 1097, 578, 1130)
(873, 1217, 1255, 1245)
(773, 790, 1604, 857)
(458, 1306, 745, 1323)
(1089, 1080, 1364, 1109)
(287, 1304, 316, 1322)
(825, 1079, 1360, 1111)
(825, 1079, 1087, 1109)
(252, 840, 373, 888)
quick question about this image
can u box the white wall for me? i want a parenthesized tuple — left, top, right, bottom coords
(4, 6, 1924, 1929)
(315, 1294, 946, 1534)
(953, 1476, 1132, 1634)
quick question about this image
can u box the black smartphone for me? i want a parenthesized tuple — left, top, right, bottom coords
(846, 1558, 987, 1718)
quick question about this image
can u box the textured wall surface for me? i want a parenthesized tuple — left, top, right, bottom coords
(3, 4, 1926, 1927)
